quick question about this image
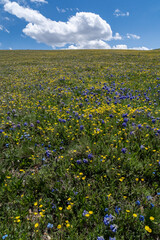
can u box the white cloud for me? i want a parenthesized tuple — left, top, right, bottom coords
(4, 1, 112, 48)
(30, 0, 48, 3)
(56, 7, 79, 13)
(131, 46, 149, 50)
(112, 32, 122, 40)
(68, 40, 111, 49)
(127, 33, 140, 39)
(113, 44, 128, 49)
(113, 44, 149, 50)
(114, 9, 129, 17)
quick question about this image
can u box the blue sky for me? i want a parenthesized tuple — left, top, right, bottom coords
(0, 0, 159, 50)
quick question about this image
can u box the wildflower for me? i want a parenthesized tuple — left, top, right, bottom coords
(109, 237, 116, 240)
(80, 125, 84, 130)
(59, 207, 63, 211)
(35, 223, 39, 228)
(122, 122, 127, 127)
(2, 235, 8, 239)
(136, 200, 140, 206)
(97, 237, 105, 240)
(76, 160, 82, 164)
(139, 215, 144, 221)
(145, 226, 152, 233)
(150, 216, 154, 221)
(103, 214, 115, 226)
(88, 153, 93, 159)
(110, 224, 118, 232)
(83, 159, 88, 163)
(57, 225, 62, 229)
(121, 148, 127, 154)
(47, 223, 53, 228)
(133, 214, 137, 218)
(82, 210, 88, 216)
(115, 206, 121, 214)
(150, 203, 154, 209)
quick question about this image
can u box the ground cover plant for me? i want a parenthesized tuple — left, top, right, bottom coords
(0, 49, 160, 240)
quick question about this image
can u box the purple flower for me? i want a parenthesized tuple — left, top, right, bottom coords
(138, 124, 142, 129)
(37, 120, 40, 124)
(123, 118, 128, 122)
(121, 148, 126, 154)
(110, 224, 118, 232)
(103, 214, 115, 226)
(80, 125, 84, 130)
(152, 119, 156, 124)
(83, 159, 88, 163)
(88, 153, 93, 159)
(30, 123, 34, 127)
(122, 122, 127, 128)
(109, 237, 116, 240)
(97, 237, 105, 240)
(24, 122, 28, 126)
(76, 160, 82, 164)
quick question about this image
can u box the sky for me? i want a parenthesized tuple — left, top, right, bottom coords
(0, 0, 160, 50)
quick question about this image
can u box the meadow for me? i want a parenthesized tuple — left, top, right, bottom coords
(0, 49, 159, 240)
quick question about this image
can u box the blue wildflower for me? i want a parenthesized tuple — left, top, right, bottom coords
(97, 237, 105, 240)
(83, 210, 88, 216)
(122, 122, 127, 128)
(2, 235, 8, 240)
(109, 237, 116, 240)
(80, 125, 84, 130)
(139, 215, 144, 221)
(76, 160, 82, 164)
(47, 223, 53, 228)
(83, 159, 88, 163)
(136, 200, 140, 206)
(88, 153, 93, 159)
(103, 214, 115, 226)
(115, 206, 121, 214)
(121, 148, 126, 153)
(110, 224, 118, 232)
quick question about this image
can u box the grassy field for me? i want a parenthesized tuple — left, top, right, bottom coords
(0, 50, 160, 240)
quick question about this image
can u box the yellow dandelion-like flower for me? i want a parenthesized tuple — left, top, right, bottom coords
(133, 214, 137, 217)
(57, 224, 62, 229)
(35, 223, 39, 228)
(145, 226, 152, 233)
(150, 216, 154, 221)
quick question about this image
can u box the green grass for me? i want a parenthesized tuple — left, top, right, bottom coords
(0, 50, 160, 240)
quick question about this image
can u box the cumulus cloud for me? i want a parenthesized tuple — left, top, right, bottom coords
(127, 33, 140, 39)
(114, 9, 129, 17)
(4, 1, 112, 48)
